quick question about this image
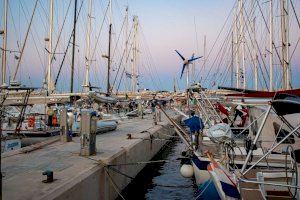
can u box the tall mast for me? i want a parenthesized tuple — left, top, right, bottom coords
(235, 3, 240, 88)
(1, 0, 8, 86)
(83, 0, 92, 92)
(173, 76, 176, 92)
(250, 0, 258, 90)
(107, 0, 112, 95)
(124, 6, 128, 92)
(280, 0, 290, 89)
(47, 0, 54, 93)
(70, 0, 78, 93)
(231, 32, 234, 87)
(132, 16, 138, 93)
(191, 59, 195, 83)
(203, 35, 206, 71)
(186, 65, 189, 88)
(240, 0, 246, 89)
(269, 0, 273, 91)
(253, 18, 258, 90)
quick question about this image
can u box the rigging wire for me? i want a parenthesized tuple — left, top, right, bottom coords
(195, 0, 237, 85)
(8, 2, 21, 52)
(111, 23, 134, 91)
(139, 25, 163, 90)
(13, 0, 40, 81)
(54, 0, 84, 87)
(255, 0, 284, 84)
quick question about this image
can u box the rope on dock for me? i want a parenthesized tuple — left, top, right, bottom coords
(104, 167, 127, 200)
(107, 159, 172, 167)
(106, 165, 193, 189)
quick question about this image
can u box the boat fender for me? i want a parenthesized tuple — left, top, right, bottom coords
(28, 116, 35, 128)
(67, 112, 75, 126)
(180, 164, 194, 178)
(52, 115, 58, 126)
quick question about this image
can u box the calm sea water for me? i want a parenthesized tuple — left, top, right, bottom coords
(118, 140, 197, 200)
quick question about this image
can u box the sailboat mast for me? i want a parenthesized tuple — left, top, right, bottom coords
(231, 32, 234, 87)
(186, 65, 189, 88)
(269, 0, 273, 91)
(47, 0, 54, 93)
(280, 0, 290, 89)
(107, 0, 112, 95)
(84, 0, 92, 92)
(240, 0, 246, 89)
(124, 6, 128, 92)
(191, 59, 195, 83)
(173, 76, 176, 92)
(132, 16, 138, 93)
(203, 35, 206, 73)
(235, 3, 240, 88)
(70, 0, 78, 93)
(1, 0, 8, 86)
(253, 18, 258, 90)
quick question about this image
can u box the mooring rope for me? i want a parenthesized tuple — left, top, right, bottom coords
(104, 167, 127, 200)
(107, 159, 172, 167)
(106, 166, 193, 189)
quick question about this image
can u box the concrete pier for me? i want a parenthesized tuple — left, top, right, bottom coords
(2, 111, 179, 200)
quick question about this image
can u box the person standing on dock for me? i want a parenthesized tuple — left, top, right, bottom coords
(151, 96, 157, 113)
(151, 96, 158, 124)
(184, 110, 204, 150)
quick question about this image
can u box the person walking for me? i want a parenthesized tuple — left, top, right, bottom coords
(184, 110, 204, 150)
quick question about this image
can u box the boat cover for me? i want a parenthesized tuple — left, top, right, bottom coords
(206, 123, 232, 143)
(271, 93, 300, 116)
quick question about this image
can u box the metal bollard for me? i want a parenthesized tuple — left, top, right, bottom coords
(157, 110, 162, 122)
(42, 170, 54, 183)
(60, 108, 72, 142)
(138, 102, 143, 119)
(80, 111, 97, 156)
(153, 110, 157, 125)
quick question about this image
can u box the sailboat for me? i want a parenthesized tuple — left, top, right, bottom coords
(161, 0, 300, 199)
(0, 0, 127, 152)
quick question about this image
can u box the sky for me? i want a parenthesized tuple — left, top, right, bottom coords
(1, 0, 300, 92)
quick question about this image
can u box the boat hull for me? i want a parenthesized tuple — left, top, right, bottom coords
(191, 153, 211, 185)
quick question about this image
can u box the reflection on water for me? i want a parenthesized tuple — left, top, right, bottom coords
(119, 140, 197, 200)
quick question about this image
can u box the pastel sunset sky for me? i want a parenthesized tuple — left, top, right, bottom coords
(1, 0, 299, 92)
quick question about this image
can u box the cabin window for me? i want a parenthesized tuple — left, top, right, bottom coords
(273, 122, 295, 144)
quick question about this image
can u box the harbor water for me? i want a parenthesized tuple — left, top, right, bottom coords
(118, 140, 197, 200)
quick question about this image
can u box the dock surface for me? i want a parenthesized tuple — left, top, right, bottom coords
(2, 111, 179, 200)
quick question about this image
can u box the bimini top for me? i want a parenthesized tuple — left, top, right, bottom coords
(271, 93, 300, 116)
